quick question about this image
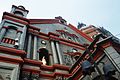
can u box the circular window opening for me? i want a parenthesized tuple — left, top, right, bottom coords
(41, 40, 46, 45)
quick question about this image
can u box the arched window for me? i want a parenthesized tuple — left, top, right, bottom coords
(38, 48, 49, 65)
(5, 26, 17, 39)
(2, 26, 18, 45)
(14, 11, 24, 17)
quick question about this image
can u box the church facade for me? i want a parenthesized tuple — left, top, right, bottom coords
(0, 5, 120, 80)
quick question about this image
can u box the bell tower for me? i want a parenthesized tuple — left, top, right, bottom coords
(0, 5, 29, 50)
(10, 5, 28, 17)
(0, 5, 29, 80)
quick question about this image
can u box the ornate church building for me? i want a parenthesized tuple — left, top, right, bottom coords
(0, 5, 120, 80)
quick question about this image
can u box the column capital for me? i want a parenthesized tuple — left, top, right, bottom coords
(49, 38, 60, 42)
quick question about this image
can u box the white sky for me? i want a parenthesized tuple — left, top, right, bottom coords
(0, 0, 120, 38)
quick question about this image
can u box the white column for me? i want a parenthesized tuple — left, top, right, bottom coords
(55, 42, 63, 64)
(0, 20, 5, 29)
(49, 54, 54, 65)
(51, 41, 59, 64)
(14, 30, 22, 48)
(33, 36, 38, 60)
(0, 27, 8, 42)
(15, 30, 22, 42)
(19, 26, 27, 50)
(27, 34, 32, 58)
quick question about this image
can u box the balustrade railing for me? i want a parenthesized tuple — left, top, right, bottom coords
(2, 37, 15, 45)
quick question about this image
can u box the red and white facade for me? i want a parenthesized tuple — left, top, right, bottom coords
(0, 5, 120, 80)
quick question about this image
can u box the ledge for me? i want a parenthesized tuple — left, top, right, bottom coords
(24, 58, 43, 66)
(0, 46, 26, 56)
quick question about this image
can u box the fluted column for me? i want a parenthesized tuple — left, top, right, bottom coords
(19, 26, 27, 50)
(27, 34, 32, 58)
(0, 26, 8, 43)
(33, 36, 38, 60)
(55, 42, 63, 64)
(51, 41, 59, 64)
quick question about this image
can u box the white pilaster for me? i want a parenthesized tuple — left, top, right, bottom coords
(19, 26, 27, 50)
(33, 36, 38, 60)
(27, 34, 32, 58)
(55, 42, 63, 64)
(0, 27, 8, 42)
(51, 41, 59, 64)
(49, 54, 54, 65)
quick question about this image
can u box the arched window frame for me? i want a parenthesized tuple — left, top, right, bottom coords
(1, 26, 18, 45)
(5, 26, 18, 39)
(14, 11, 24, 17)
(38, 48, 49, 65)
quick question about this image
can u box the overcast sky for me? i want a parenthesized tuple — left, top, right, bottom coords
(0, 0, 120, 38)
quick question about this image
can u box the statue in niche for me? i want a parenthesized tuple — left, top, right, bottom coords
(38, 48, 49, 65)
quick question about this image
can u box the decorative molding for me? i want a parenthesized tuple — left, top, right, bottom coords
(3, 13, 29, 25)
(24, 58, 43, 66)
(28, 30, 85, 50)
(64, 52, 82, 56)
(29, 19, 59, 24)
(53, 64, 70, 71)
(60, 40, 85, 50)
(40, 65, 54, 71)
(68, 24, 93, 42)
(3, 12, 29, 22)
(22, 68, 41, 73)
(22, 63, 71, 79)
(23, 59, 70, 72)
(56, 29, 79, 38)
(48, 32, 60, 37)
(0, 55, 23, 63)
(29, 25, 40, 31)
(37, 72, 71, 79)
(0, 46, 26, 56)
(12, 5, 29, 13)
(60, 38, 84, 48)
